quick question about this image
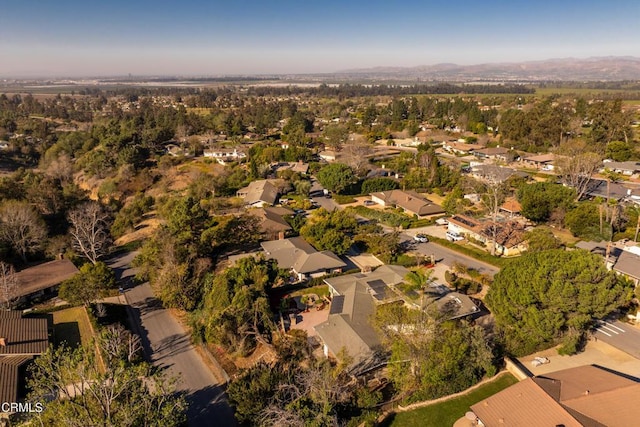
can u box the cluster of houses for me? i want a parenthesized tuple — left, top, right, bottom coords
(0, 259, 79, 415)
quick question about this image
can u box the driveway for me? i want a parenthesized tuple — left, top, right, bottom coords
(108, 252, 236, 427)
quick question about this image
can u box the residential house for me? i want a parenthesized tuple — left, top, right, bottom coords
(14, 259, 79, 303)
(473, 147, 516, 162)
(469, 164, 528, 183)
(370, 190, 445, 218)
(602, 160, 640, 176)
(577, 241, 640, 286)
(499, 198, 522, 218)
(316, 265, 479, 368)
(236, 180, 279, 208)
(165, 143, 192, 157)
(318, 150, 337, 162)
(0, 311, 49, 415)
(471, 365, 640, 427)
(272, 161, 309, 175)
(442, 140, 483, 155)
(316, 265, 408, 366)
(522, 153, 556, 170)
(261, 237, 346, 281)
(611, 250, 640, 286)
(248, 206, 293, 240)
(203, 147, 247, 165)
(448, 215, 527, 256)
(580, 178, 629, 201)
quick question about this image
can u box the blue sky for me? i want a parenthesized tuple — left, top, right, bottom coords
(1, 0, 639, 77)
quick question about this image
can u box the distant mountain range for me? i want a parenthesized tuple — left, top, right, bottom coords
(335, 57, 640, 81)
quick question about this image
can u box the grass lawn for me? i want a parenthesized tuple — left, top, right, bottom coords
(287, 284, 330, 299)
(384, 373, 518, 427)
(52, 306, 94, 348)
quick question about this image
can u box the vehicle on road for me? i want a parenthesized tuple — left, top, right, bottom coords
(413, 234, 429, 243)
(446, 231, 464, 241)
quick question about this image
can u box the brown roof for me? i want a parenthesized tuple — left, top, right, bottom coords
(472, 365, 640, 427)
(371, 190, 444, 216)
(260, 237, 346, 274)
(14, 259, 79, 298)
(500, 198, 522, 213)
(449, 215, 526, 249)
(472, 378, 581, 427)
(248, 207, 293, 235)
(474, 147, 510, 156)
(0, 311, 49, 356)
(523, 153, 555, 163)
(0, 355, 32, 403)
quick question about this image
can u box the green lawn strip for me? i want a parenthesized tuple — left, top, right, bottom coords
(388, 373, 518, 427)
(287, 284, 330, 298)
(426, 235, 511, 268)
(52, 306, 94, 348)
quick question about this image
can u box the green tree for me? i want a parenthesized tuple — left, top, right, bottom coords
(374, 304, 495, 401)
(200, 257, 284, 354)
(299, 208, 357, 255)
(517, 182, 575, 223)
(316, 163, 355, 194)
(605, 140, 633, 161)
(361, 177, 399, 194)
(524, 228, 562, 253)
(565, 202, 604, 239)
(59, 261, 117, 306)
(486, 249, 631, 356)
(322, 123, 349, 151)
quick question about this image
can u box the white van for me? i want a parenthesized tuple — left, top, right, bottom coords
(446, 231, 464, 242)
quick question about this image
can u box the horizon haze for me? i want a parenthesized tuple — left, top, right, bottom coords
(1, 0, 639, 78)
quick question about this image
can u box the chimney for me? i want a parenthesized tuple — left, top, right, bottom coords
(278, 231, 285, 240)
(0, 337, 6, 347)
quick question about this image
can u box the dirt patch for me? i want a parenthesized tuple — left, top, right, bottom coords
(114, 215, 163, 247)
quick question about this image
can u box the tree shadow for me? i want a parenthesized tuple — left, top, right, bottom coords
(153, 333, 192, 361)
(185, 384, 237, 427)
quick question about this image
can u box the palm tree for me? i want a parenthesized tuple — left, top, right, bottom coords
(404, 268, 434, 311)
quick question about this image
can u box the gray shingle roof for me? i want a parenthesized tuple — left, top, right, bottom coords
(261, 237, 346, 274)
(613, 250, 640, 280)
(14, 259, 79, 299)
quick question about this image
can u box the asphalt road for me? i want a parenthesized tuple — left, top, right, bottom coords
(399, 234, 500, 277)
(308, 177, 499, 276)
(108, 252, 236, 427)
(593, 319, 640, 360)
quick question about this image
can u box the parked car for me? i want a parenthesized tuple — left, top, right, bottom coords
(414, 234, 429, 243)
(363, 200, 376, 206)
(435, 217, 449, 226)
(446, 231, 464, 242)
(531, 356, 550, 367)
